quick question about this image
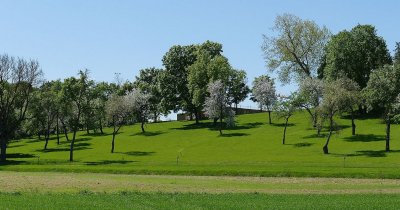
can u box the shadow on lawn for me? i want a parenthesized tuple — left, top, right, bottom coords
(131, 131, 164, 137)
(292, 142, 314, 147)
(344, 134, 385, 142)
(219, 133, 249, 137)
(302, 133, 328, 139)
(85, 160, 137, 165)
(271, 123, 295, 127)
(117, 151, 156, 156)
(81, 132, 113, 137)
(172, 122, 263, 131)
(6, 153, 36, 158)
(334, 150, 400, 158)
(36, 142, 92, 153)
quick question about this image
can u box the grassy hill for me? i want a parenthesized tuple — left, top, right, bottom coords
(3, 111, 400, 178)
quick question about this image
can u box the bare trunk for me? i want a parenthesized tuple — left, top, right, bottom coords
(351, 111, 356, 136)
(323, 116, 333, 154)
(195, 108, 199, 124)
(282, 117, 289, 144)
(141, 117, 145, 133)
(386, 116, 390, 152)
(99, 118, 104, 134)
(69, 131, 76, 162)
(0, 141, 6, 162)
(56, 117, 60, 145)
(268, 110, 272, 124)
(219, 117, 223, 135)
(235, 103, 238, 114)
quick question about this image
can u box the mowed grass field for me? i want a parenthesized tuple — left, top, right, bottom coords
(0, 171, 400, 209)
(3, 111, 400, 178)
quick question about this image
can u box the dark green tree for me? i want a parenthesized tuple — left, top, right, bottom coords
(322, 25, 392, 89)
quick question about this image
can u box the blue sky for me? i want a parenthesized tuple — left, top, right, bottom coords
(0, 0, 399, 113)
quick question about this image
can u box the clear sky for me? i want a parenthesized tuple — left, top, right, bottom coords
(0, 0, 399, 113)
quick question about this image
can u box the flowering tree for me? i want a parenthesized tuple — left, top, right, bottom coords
(204, 80, 235, 135)
(297, 77, 324, 133)
(125, 89, 152, 133)
(106, 94, 130, 153)
(274, 93, 298, 144)
(251, 75, 277, 124)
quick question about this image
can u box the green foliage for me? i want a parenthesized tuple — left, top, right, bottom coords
(262, 13, 330, 83)
(323, 25, 392, 88)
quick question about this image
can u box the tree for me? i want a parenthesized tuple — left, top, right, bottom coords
(363, 65, 400, 152)
(274, 93, 298, 144)
(262, 13, 330, 83)
(160, 41, 223, 122)
(125, 89, 151, 133)
(106, 94, 130, 153)
(320, 78, 360, 154)
(30, 82, 58, 150)
(61, 70, 90, 162)
(297, 77, 324, 132)
(227, 69, 250, 112)
(251, 75, 277, 124)
(0, 54, 42, 162)
(204, 80, 235, 135)
(134, 67, 163, 122)
(187, 53, 232, 123)
(322, 25, 392, 89)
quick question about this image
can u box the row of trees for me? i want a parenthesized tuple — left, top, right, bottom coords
(2, 13, 400, 162)
(256, 14, 400, 154)
(0, 41, 252, 162)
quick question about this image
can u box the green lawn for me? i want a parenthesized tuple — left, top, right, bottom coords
(4, 111, 400, 178)
(1, 192, 399, 210)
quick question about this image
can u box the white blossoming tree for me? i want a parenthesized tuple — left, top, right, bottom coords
(251, 75, 277, 124)
(106, 94, 130, 153)
(204, 80, 235, 135)
(125, 89, 152, 133)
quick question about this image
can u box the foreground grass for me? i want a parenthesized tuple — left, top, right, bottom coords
(1, 192, 399, 210)
(5, 111, 400, 178)
(1, 171, 400, 194)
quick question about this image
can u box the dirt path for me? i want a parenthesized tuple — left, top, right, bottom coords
(1, 171, 400, 194)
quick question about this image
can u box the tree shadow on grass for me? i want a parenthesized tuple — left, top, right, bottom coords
(172, 122, 263, 131)
(271, 123, 295, 127)
(332, 150, 400, 158)
(7, 144, 26, 149)
(292, 142, 314, 147)
(171, 122, 215, 130)
(227, 122, 263, 130)
(36, 142, 92, 153)
(117, 151, 156, 156)
(85, 160, 137, 166)
(218, 133, 250, 137)
(0, 160, 27, 165)
(131, 131, 164, 137)
(6, 153, 36, 158)
(344, 134, 385, 142)
(302, 133, 328, 139)
(81, 132, 113, 137)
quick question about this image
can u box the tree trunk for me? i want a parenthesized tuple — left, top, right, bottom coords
(386, 116, 390, 152)
(56, 117, 60, 145)
(219, 117, 223, 135)
(195, 109, 199, 124)
(323, 116, 333, 154)
(69, 131, 76, 162)
(268, 110, 272, 124)
(213, 118, 218, 126)
(44, 133, 49, 150)
(141, 118, 145, 133)
(235, 103, 238, 114)
(0, 141, 7, 162)
(111, 132, 116, 153)
(99, 118, 104, 134)
(282, 117, 289, 145)
(351, 111, 356, 136)
(153, 111, 158, 123)
(189, 112, 193, 121)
